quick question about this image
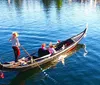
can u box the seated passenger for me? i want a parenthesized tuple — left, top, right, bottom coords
(55, 40, 61, 47)
(57, 40, 60, 44)
(48, 42, 56, 55)
(38, 43, 49, 57)
(55, 40, 64, 51)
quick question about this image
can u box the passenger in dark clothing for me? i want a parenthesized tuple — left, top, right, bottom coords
(38, 43, 49, 57)
(38, 48, 49, 57)
(55, 41, 63, 51)
(55, 39, 74, 51)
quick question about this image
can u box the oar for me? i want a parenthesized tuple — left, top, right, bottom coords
(20, 45, 58, 84)
(20, 45, 33, 63)
(20, 45, 45, 72)
(20, 45, 36, 58)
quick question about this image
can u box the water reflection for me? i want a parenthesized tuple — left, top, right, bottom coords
(14, 0, 23, 12)
(83, 44, 88, 57)
(55, 0, 63, 10)
(5, 0, 100, 9)
(8, 0, 10, 5)
(42, 0, 52, 11)
(58, 44, 88, 65)
(5, 0, 100, 19)
(9, 44, 86, 85)
(55, 0, 63, 21)
(8, 61, 57, 85)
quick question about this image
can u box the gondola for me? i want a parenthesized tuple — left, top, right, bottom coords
(0, 26, 88, 71)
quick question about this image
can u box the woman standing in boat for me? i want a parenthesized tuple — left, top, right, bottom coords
(9, 32, 20, 62)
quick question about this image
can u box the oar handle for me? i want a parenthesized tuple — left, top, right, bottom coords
(20, 45, 45, 72)
(20, 45, 34, 63)
(20, 45, 32, 58)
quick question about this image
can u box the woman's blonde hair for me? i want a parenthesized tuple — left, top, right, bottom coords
(12, 32, 19, 37)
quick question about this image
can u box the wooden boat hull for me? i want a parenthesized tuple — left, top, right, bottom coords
(0, 27, 87, 71)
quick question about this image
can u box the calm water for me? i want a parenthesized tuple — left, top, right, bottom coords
(0, 0, 100, 85)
